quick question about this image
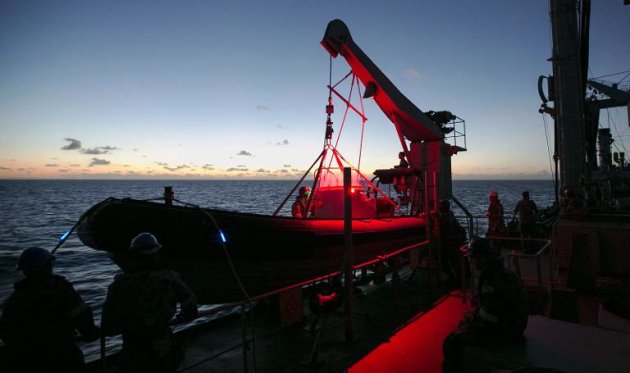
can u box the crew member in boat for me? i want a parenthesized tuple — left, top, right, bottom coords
(0, 247, 101, 372)
(292, 185, 315, 218)
(396, 151, 409, 168)
(485, 191, 505, 252)
(513, 190, 539, 252)
(101, 232, 198, 373)
(442, 236, 528, 373)
(394, 152, 410, 205)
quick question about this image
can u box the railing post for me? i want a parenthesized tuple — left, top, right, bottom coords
(241, 304, 249, 373)
(100, 335, 106, 372)
(343, 167, 354, 343)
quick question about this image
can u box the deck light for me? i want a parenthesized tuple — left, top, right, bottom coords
(219, 230, 227, 244)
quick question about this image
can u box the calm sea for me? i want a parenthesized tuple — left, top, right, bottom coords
(0, 179, 554, 357)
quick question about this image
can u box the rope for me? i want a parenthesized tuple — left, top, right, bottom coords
(541, 113, 556, 185)
(591, 69, 630, 81)
(50, 197, 116, 256)
(608, 109, 628, 154)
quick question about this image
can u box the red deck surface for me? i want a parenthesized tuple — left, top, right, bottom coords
(349, 291, 470, 373)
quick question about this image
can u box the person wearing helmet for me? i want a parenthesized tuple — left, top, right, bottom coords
(0, 247, 100, 372)
(292, 185, 314, 218)
(485, 190, 505, 252)
(101, 232, 198, 372)
(442, 236, 528, 373)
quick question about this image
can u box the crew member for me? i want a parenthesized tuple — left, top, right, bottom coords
(0, 247, 100, 372)
(513, 190, 539, 252)
(485, 191, 505, 252)
(101, 233, 198, 373)
(292, 186, 313, 218)
(442, 236, 529, 372)
(396, 151, 409, 168)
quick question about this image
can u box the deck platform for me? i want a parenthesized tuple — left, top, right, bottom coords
(82, 258, 630, 373)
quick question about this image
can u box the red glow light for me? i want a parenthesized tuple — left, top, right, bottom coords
(349, 291, 471, 373)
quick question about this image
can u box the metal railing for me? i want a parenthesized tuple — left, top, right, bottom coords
(91, 239, 432, 372)
(458, 236, 554, 304)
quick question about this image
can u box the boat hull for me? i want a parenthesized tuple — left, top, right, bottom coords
(78, 198, 427, 303)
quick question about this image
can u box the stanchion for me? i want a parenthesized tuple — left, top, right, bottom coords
(343, 167, 354, 343)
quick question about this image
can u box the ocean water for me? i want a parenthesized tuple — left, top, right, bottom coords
(0, 179, 555, 306)
(0, 178, 554, 360)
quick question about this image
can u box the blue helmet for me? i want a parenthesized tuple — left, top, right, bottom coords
(129, 233, 162, 254)
(17, 247, 53, 273)
(467, 236, 494, 258)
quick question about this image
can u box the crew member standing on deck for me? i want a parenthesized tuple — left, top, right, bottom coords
(485, 191, 505, 251)
(0, 247, 100, 373)
(101, 233, 198, 373)
(513, 191, 539, 251)
(442, 236, 528, 373)
(292, 186, 313, 218)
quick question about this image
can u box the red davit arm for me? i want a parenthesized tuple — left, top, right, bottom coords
(321, 19, 444, 143)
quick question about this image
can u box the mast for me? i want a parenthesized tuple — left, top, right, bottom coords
(549, 0, 587, 197)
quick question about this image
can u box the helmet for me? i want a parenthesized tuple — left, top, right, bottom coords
(17, 247, 53, 273)
(299, 186, 311, 196)
(129, 233, 161, 254)
(467, 236, 494, 258)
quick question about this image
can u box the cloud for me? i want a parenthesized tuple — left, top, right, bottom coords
(276, 139, 289, 146)
(202, 164, 214, 170)
(276, 124, 286, 129)
(61, 138, 82, 150)
(89, 158, 111, 167)
(237, 150, 253, 157)
(0, 166, 11, 170)
(236, 164, 246, 168)
(257, 105, 270, 110)
(226, 167, 249, 172)
(283, 164, 291, 168)
(255, 168, 270, 173)
(80, 146, 118, 155)
(404, 68, 421, 79)
(163, 165, 189, 172)
(155, 162, 168, 166)
(45, 163, 58, 167)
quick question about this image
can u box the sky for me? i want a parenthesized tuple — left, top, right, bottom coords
(1, 0, 628, 180)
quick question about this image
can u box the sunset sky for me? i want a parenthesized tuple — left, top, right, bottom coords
(1, 1, 628, 180)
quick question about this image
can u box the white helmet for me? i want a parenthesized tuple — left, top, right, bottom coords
(129, 232, 162, 254)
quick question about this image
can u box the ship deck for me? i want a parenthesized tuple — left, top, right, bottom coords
(83, 247, 630, 373)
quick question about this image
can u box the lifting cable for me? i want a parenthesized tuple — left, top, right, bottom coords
(540, 113, 556, 185)
(325, 57, 369, 173)
(607, 109, 628, 155)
